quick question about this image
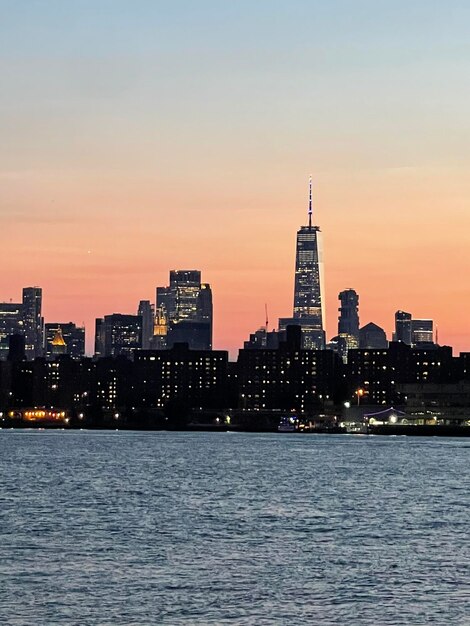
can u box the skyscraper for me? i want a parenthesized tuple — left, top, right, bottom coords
(156, 270, 213, 350)
(22, 287, 43, 359)
(338, 289, 359, 338)
(279, 178, 325, 349)
(95, 314, 142, 358)
(138, 300, 154, 350)
(394, 310, 412, 345)
(336, 288, 360, 362)
(0, 302, 24, 360)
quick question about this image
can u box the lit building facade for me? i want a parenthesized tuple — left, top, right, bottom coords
(237, 326, 341, 412)
(0, 302, 24, 360)
(95, 314, 142, 358)
(22, 287, 43, 360)
(156, 270, 213, 350)
(411, 319, 434, 346)
(0, 287, 44, 361)
(279, 179, 325, 349)
(132, 344, 228, 409)
(45, 323, 85, 359)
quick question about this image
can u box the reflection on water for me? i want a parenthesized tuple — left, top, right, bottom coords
(0, 431, 468, 625)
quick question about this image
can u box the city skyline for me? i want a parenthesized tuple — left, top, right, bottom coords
(0, 179, 456, 357)
(1, 2, 470, 355)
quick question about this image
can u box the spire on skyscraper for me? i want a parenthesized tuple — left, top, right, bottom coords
(308, 175, 313, 229)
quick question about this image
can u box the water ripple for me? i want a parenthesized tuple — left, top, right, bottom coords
(0, 431, 468, 625)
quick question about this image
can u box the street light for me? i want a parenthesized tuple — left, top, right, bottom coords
(356, 388, 364, 406)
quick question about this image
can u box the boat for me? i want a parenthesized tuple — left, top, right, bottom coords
(278, 415, 298, 432)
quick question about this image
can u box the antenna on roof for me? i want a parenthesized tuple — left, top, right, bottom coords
(265, 303, 269, 331)
(308, 175, 313, 228)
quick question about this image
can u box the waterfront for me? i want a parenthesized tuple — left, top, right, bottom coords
(0, 431, 468, 625)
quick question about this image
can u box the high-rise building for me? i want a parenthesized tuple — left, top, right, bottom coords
(138, 300, 154, 350)
(0, 302, 24, 360)
(412, 319, 434, 346)
(156, 270, 213, 350)
(394, 310, 412, 345)
(94, 318, 106, 358)
(279, 178, 325, 349)
(333, 289, 360, 362)
(338, 289, 359, 338)
(45, 323, 85, 359)
(198, 283, 213, 348)
(94, 314, 142, 358)
(22, 287, 43, 359)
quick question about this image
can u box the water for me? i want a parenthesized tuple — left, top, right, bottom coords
(0, 431, 468, 625)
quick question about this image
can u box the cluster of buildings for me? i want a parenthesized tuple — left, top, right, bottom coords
(94, 270, 213, 358)
(1, 180, 465, 428)
(1, 325, 469, 428)
(0, 182, 439, 363)
(0, 287, 84, 361)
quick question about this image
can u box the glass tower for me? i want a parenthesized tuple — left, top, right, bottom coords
(156, 270, 213, 350)
(22, 286, 43, 359)
(280, 179, 325, 349)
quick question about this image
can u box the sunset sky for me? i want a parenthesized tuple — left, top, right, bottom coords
(1, 0, 470, 356)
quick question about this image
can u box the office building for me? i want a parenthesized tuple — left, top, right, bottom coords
(45, 323, 85, 359)
(138, 300, 154, 350)
(279, 178, 325, 349)
(94, 314, 142, 358)
(0, 302, 24, 360)
(412, 319, 434, 346)
(394, 310, 412, 345)
(338, 289, 359, 338)
(22, 287, 43, 359)
(333, 288, 360, 362)
(156, 270, 213, 350)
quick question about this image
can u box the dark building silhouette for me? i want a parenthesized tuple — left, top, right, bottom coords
(279, 179, 325, 350)
(394, 310, 412, 345)
(238, 325, 342, 412)
(331, 288, 360, 362)
(133, 344, 228, 411)
(7, 334, 26, 362)
(338, 289, 359, 337)
(22, 287, 43, 360)
(359, 322, 388, 349)
(138, 300, 154, 350)
(94, 318, 106, 358)
(243, 327, 282, 350)
(347, 342, 454, 405)
(45, 323, 85, 359)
